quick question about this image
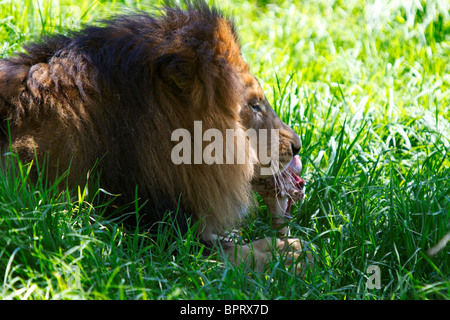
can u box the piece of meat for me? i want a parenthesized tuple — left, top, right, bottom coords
(253, 155, 305, 235)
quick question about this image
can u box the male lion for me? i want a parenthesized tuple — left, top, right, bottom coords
(0, 1, 309, 272)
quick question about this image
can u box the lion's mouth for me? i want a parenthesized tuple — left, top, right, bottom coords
(282, 154, 305, 201)
(254, 154, 305, 201)
(253, 154, 305, 227)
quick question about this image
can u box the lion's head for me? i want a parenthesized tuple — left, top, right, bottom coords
(239, 74, 302, 178)
(0, 1, 301, 241)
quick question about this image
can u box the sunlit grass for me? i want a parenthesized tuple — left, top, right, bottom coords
(0, 0, 449, 299)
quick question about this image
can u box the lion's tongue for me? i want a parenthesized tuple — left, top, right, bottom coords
(287, 155, 304, 187)
(288, 155, 302, 175)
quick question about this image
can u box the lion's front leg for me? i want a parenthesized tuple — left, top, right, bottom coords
(223, 237, 313, 275)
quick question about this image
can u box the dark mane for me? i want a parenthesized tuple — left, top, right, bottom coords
(0, 0, 252, 237)
(18, 1, 236, 110)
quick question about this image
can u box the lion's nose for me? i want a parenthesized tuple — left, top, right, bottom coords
(291, 143, 301, 156)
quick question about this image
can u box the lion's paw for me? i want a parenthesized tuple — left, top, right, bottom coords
(275, 238, 314, 276)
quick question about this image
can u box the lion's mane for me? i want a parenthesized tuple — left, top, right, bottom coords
(0, 1, 257, 239)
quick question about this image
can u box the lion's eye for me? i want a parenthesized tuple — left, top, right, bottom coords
(249, 103, 262, 113)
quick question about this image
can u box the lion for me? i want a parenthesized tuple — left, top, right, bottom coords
(0, 1, 310, 273)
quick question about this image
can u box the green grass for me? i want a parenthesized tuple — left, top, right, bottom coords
(1, 0, 449, 300)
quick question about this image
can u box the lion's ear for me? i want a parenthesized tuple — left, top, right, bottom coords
(156, 53, 194, 91)
(155, 52, 215, 110)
